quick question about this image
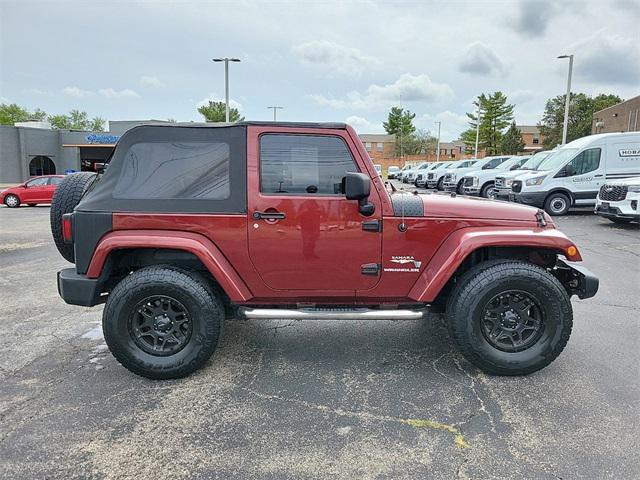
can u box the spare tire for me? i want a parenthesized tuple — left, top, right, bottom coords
(50, 172, 97, 263)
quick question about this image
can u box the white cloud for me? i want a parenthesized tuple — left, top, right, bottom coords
(345, 115, 384, 133)
(573, 34, 640, 85)
(509, 89, 536, 104)
(139, 75, 165, 88)
(292, 40, 380, 75)
(308, 73, 454, 109)
(197, 93, 242, 111)
(459, 42, 505, 76)
(98, 88, 140, 98)
(62, 86, 94, 98)
(419, 111, 470, 142)
(23, 88, 48, 95)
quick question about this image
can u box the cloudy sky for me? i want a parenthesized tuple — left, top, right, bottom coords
(1, 0, 638, 141)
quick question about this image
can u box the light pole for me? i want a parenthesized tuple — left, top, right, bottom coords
(212, 57, 241, 122)
(434, 121, 441, 162)
(474, 101, 482, 158)
(268, 106, 283, 121)
(558, 54, 574, 145)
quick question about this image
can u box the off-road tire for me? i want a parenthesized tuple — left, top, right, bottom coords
(544, 192, 571, 216)
(103, 266, 224, 379)
(480, 182, 495, 198)
(4, 194, 20, 208)
(50, 172, 97, 262)
(446, 260, 573, 375)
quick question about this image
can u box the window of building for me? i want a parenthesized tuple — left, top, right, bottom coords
(260, 134, 357, 195)
(113, 142, 230, 199)
(365, 142, 372, 151)
(533, 137, 539, 145)
(568, 148, 601, 176)
(376, 142, 383, 152)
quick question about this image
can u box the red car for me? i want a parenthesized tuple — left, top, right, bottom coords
(0, 175, 65, 208)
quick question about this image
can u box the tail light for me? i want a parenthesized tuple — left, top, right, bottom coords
(62, 213, 74, 244)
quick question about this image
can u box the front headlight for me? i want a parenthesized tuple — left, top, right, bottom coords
(525, 176, 546, 186)
(449, 173, 456, 181)
(628, 185, 640, 193)
(505, 179, 513, 186)
(471, 176, 479, 186)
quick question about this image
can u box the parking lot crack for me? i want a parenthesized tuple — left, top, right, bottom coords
(452, 357, 498, 434)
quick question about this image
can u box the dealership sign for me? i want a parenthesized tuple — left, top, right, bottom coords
(86, 133, 120, 144)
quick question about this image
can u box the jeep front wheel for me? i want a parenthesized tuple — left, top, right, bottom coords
(446, 260, 572, 375)
(103, 266, 224, 379)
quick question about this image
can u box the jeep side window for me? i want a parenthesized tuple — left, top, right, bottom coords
(113, 142, 231, 199)
(568, 148, 601, 176)
(260, 134, 357, 195)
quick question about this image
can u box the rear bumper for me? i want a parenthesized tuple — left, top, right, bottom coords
(57, 268, 106, 307)
(554, 259, 599, 300)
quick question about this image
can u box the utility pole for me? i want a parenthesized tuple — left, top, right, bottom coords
(474, 100, 482, 158)
(267, 106, 283, 121)
(558, 54, 574, 145)
(434, 121, 441, 162)
(212, 57, 241, 122)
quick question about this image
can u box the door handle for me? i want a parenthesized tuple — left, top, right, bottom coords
(253, 211, 286, 220)
(594, 174, 603, 178)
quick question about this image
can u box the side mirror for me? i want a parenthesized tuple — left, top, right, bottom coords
(343, 172, 375, 216)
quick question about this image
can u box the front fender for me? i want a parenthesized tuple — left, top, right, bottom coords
(86, 229, 252, 302)
(408, 226, 582, 302)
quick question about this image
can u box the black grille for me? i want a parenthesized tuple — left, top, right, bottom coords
(512, 180, 522, 193)
(599, 185, 627, 202)
(463, 177, 474, 187)
(495, 177, 504, 188)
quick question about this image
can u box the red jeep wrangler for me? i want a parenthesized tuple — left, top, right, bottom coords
(51, 122, 598, 379)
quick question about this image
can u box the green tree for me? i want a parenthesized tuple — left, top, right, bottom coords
(88, 117, 106, 132)
(538, 93, 622, 148)
(461, 92, 514, 155)
(0, 103, 38, 125)
(402, 129, 438, 155)
(49, 111, 105, 131)
(383, 107, 417, 156)
(48, 114, 72, 129)
(500, 122, 526, 154)
(198, 101, 244, 122)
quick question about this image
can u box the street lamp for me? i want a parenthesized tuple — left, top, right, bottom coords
(212, 57, 241, 122)
(558, 54, 574, 145)
(268, 106, 283, 121)
(434, 121, 441, 162)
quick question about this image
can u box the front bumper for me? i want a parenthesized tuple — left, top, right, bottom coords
(554, 259, 599, 300)
(426, 180, 438, 188)
(58, 268, 106, 307)
(442, 182, 457, 191)
(509, 191, 547, 208)
(495, 187, 512, 200)
(462, 187, 480, 196)
(595, 196, 639, 221)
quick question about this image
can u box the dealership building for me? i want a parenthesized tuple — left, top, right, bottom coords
(0, 120, 171, 184)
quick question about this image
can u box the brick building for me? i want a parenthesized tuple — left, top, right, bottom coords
(592, 95, 640, 134)
(516, 125, 544, 153)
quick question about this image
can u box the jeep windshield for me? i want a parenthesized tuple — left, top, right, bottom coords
(536, 148, 579, 171)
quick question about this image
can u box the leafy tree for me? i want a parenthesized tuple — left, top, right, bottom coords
(538, 93, 622, 148)
(383, 107, 417, 156)
(500, 122, 525, 154)
(198, 101, 244, 122)
(402, 129, 438, 155)
(88, 117, 106, 132)
(0, 103, 43, 125)
(461, 92, 514, 155)
(48, 114, 72, 129)
(31, 109, 47, 121)
(49, 111, 105, 131)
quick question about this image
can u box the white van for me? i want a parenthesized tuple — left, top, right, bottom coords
(510, 132, 640, 215)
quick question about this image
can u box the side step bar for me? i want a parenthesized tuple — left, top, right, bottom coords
(239, 307, 424, 320)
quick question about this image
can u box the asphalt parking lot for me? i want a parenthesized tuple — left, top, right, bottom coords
(0, 197, 638, 479)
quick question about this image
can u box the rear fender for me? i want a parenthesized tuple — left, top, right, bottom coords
(408, 227, 582, 302)
(86, 230, 252, 302)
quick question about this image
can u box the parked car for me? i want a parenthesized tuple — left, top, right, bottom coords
(462, 155, 532, 198)
(415, 162, 443, 188)
(403, 162, 428, 184)
(595, 176, 640, 224)
(399, 164, 413, 182)
(374, 164, 382, 176)
(441, 159, 485, 192)
(425, 161, 456, 189)
(494, 151, 553, 200)
(52, 121, 597, 380)
(0, 175, 65, 208)
(387, 165, 401, 179)
(510, 132, 640, 215)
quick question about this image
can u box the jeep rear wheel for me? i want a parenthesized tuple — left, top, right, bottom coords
(103, 266, 223, 379)
(50, 172, 97, 262)
(446, 260, 572, 375)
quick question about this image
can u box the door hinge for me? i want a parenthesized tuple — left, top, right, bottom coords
(362, 219, 382, 232)
(361, 263, 380, 276)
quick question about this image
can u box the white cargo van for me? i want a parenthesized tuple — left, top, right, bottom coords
(510, 132, 640, 215)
